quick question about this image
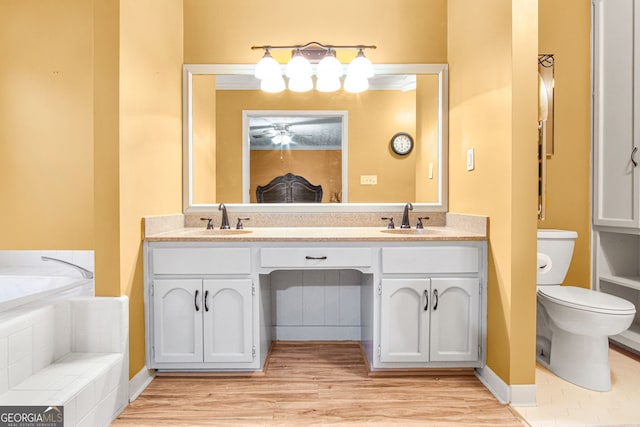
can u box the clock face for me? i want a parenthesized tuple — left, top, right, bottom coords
(391, 132, 414, 155)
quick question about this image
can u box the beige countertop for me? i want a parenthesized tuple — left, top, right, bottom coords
(144, 226, 486, 242)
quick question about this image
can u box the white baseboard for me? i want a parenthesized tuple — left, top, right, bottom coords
(475, 365, 536, 406)
(129, 366, 156, 402)
(475, 365, 509, 403)
(510, 384, 537, 406)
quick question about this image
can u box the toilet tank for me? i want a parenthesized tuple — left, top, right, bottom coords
(537, 229, 578, 285)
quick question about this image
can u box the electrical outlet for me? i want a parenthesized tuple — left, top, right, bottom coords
(360, 175, 378, 185)
(428, 162, 433, 179)
(467, 148, 475, 171)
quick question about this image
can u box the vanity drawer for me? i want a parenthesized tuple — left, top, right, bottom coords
(260, 247, 372, 269)
(152, 247, 251, 275)
(382, 246, 480, 274)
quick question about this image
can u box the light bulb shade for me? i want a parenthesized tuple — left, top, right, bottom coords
(288, 76, 313, 92)
(260, 75, 286, 93)
(316, 51, 343, 79)
(348, 50, 374, 79)
(255, 51, 281, 80)
(272, 133, 292, 145)
(316, 76, 341, 92)
(286, 50, 312, 79)
(344, 75, 369, 93)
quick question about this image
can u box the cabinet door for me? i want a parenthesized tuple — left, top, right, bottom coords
(593, 0, 640, 228)
(153, 279, 203, 363)
(380, 278, 430, 363)
(203, 279, 254, 363)
(429, 278, 480, 362)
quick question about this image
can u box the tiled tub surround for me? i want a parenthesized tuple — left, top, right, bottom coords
(0, 251, 127, 425)
(0, 296, 129, 427)
(143, 212, 488, 374)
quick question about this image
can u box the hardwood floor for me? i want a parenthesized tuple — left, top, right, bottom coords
(113, 342, 527, 426)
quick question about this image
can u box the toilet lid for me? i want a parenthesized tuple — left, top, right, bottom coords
(537, 286, 636, 315)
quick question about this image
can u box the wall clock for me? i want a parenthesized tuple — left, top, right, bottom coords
(390, 132, 414, 155)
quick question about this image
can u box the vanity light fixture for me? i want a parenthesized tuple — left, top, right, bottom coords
(255, 48, 286, 92)
(316, 48, 343, 93)
(254, 48, 279, 80)
(287, 49, 314, 93)
(252, 42, 376, 93)
(260, 75, 286, 93)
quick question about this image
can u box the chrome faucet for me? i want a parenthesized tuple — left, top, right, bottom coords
(41, 256, 94, 279)
(218, 203, 230, 229)
(401, 202, 413, 229)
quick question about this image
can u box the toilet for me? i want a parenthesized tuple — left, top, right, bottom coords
(536, 229, 636, 391)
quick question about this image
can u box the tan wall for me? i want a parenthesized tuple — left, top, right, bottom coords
(538, 0, 591, 288)
(0, 0, 94, 249)
(183, 0, 447, 64)
(215, 90, 418, 203)
(448, 0, 538, 385)
(93, 0, 122, 298)
(118, 0, 184, 378)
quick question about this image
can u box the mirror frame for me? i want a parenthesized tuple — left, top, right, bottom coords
(183, 63, 448, 213)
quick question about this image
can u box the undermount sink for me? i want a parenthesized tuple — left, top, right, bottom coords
(187, 229, 253, 236)
(381, 228, 443, 235)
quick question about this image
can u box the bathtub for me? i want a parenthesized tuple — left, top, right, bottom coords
(0, 271, 94, 313)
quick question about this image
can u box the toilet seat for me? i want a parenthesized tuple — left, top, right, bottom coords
(537, 286, 635, 315)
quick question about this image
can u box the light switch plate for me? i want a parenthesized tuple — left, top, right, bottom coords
(467, 148, 475, 171)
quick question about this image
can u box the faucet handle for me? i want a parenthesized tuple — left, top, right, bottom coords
(200, 217, 214, 230)
(416, 216, 430, 229)
(236, 217, 250, 229)
(381, 217, 395, 229)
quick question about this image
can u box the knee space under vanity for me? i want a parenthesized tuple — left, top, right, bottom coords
(261, 269, 372, 341)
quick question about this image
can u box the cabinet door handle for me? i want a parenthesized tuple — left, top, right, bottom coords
(305, 256, 328, 260)
(433, 289, 439, 311)
(194, 289, 200, 311)
(423, 289, 429, 311)
(204, 290, 209, 311)
(632, 147, 638, 167)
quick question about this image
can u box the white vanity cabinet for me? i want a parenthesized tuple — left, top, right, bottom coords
(375, 245, 484, 369)
(152, 278, 254, 364)
(379, 278, 480, 364)
(144, 235, 487, 372)
(379, 278, 430, 363)
(592, 0, 640, 354)
(152, 279, 203, 363)
(146, 245, 259, 371)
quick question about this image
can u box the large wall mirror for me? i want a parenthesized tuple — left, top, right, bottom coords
(183, 64, 448, 213)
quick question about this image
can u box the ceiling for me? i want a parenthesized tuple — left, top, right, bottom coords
(249, 114, 344, 150)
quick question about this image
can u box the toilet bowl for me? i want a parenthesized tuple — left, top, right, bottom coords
(536, 229, 635, 392)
